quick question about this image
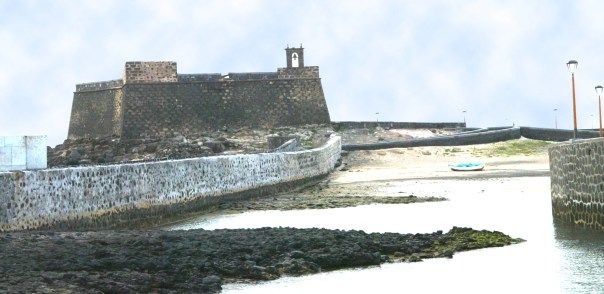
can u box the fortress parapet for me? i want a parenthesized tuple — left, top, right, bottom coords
(75, 79, 123, 92)
(68, 46, 330, 139)
(123, 61, 177, 84)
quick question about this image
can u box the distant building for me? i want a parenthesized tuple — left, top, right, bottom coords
(0, 136, 47, 171)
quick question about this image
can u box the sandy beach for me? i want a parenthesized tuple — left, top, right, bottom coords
(312, 138, 551, 201)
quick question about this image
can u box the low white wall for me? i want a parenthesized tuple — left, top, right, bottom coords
(0, 136, 341, 231)
(0, 136, 47, 171)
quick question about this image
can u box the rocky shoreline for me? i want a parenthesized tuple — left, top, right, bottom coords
(47, 125, 333, 167)
(216, 176, 446, 212)
(218, 194, 445, 211)
(0, 227, 522, 293)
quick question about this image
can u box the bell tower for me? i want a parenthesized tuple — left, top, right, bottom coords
(285, 44, 304, 68)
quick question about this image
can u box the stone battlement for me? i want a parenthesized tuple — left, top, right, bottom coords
(177, 74, 222, 83)
(75, 79, 124, 92)
(277, 66, 319, 79)
(123, 61, 178, 84)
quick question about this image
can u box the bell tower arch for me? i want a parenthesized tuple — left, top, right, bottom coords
(285, 45, 304, 68)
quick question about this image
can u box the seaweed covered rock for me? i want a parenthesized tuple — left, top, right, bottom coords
(0, 227, 522, 293)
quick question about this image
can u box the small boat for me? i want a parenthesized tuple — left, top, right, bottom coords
(449, 163, 485, 171)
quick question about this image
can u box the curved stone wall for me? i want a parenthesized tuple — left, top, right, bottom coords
(333, 121, 465, 130)
(0, 136, 341, 231)
(520, 126, 599, 141)
(343, 127, 521, 151)
(549, 138, 604, 230)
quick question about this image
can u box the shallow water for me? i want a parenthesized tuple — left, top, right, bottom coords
(167, 177, 604, 293)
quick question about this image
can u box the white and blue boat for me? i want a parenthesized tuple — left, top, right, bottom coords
(449, 162, 485, 171)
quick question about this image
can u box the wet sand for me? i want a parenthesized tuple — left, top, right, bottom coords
(216, 141, 550, 213)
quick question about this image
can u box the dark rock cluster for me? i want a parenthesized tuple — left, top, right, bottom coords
(47, 126, 334, 167)
(47, 136, 220, 167)
(0, 227, 522, 293)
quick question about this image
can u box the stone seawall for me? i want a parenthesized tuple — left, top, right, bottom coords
(343, 127, 521, 151)
(0, 136, 341, 231)
(549, 138, 604, 230)
(521, 126, 599, 141)
(333, 121, 465, 130)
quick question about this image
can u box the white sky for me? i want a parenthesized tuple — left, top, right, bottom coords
(1, 0, 604, 146)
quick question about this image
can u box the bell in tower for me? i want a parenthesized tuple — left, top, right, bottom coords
(285, 44, 304, 68)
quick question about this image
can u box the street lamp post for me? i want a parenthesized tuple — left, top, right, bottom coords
(590, 114, 595, 129)
(596, 85, 603, 137)
(462, 110, 467, 125)
(567, 60, 579, 138)
(375, 112, 379, 123)
(554, 108, 558, 129)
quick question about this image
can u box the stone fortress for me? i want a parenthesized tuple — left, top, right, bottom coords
(68, 46, 331, 140)
(2, 45, 603, 232)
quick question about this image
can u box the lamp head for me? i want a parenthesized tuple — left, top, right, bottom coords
(596, 85, 603, 95)
(567, 60, 578, 74)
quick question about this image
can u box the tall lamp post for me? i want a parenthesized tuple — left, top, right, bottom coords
(462, 110, 467, 125)
(567, 60, 579, 138)
(554, 108, 558, 129)
(596, 85, 603, 137)
(590, 114, 595, 129)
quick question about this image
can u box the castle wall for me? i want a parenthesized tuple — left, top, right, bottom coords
(277, 66, 319, 79)
(228, 72, 278, 80)
(120, 78, 330, 139)
(68, 87, 123, 139)
(75, 79, 123, 92)
(178, 74, 222, 82)
(333, 121, 466, 130)
(124, 61, 177, 83)
(0, 136, 341, 231)
(549, 138, 604, 230)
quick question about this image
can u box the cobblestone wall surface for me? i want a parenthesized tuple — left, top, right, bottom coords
(177, 74, 222, 82)
(123, 61, 178, 83)
(68, 88, 123, 139)
(75, 79, 123, 92)
(521, 127, 599, 141)
(68, 62, 330, 139)
(549, 138, 604, 230)
(333, 121, 466, 130)
(0, 136, 341, 231)
(343, 127, 520, 151)
(228, 72, 279, 80)
(120, 78, 330, 139)
(277, 66, 319, 79)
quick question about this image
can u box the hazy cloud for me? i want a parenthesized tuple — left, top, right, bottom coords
(1, 0, 604, 145)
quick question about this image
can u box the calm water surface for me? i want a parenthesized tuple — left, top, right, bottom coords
(167, 177, 604, 293)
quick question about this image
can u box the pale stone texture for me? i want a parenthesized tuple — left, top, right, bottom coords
(549, 138, 604, 230)
(0, 136, 47, 172)
(0, 136, 341, 231)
